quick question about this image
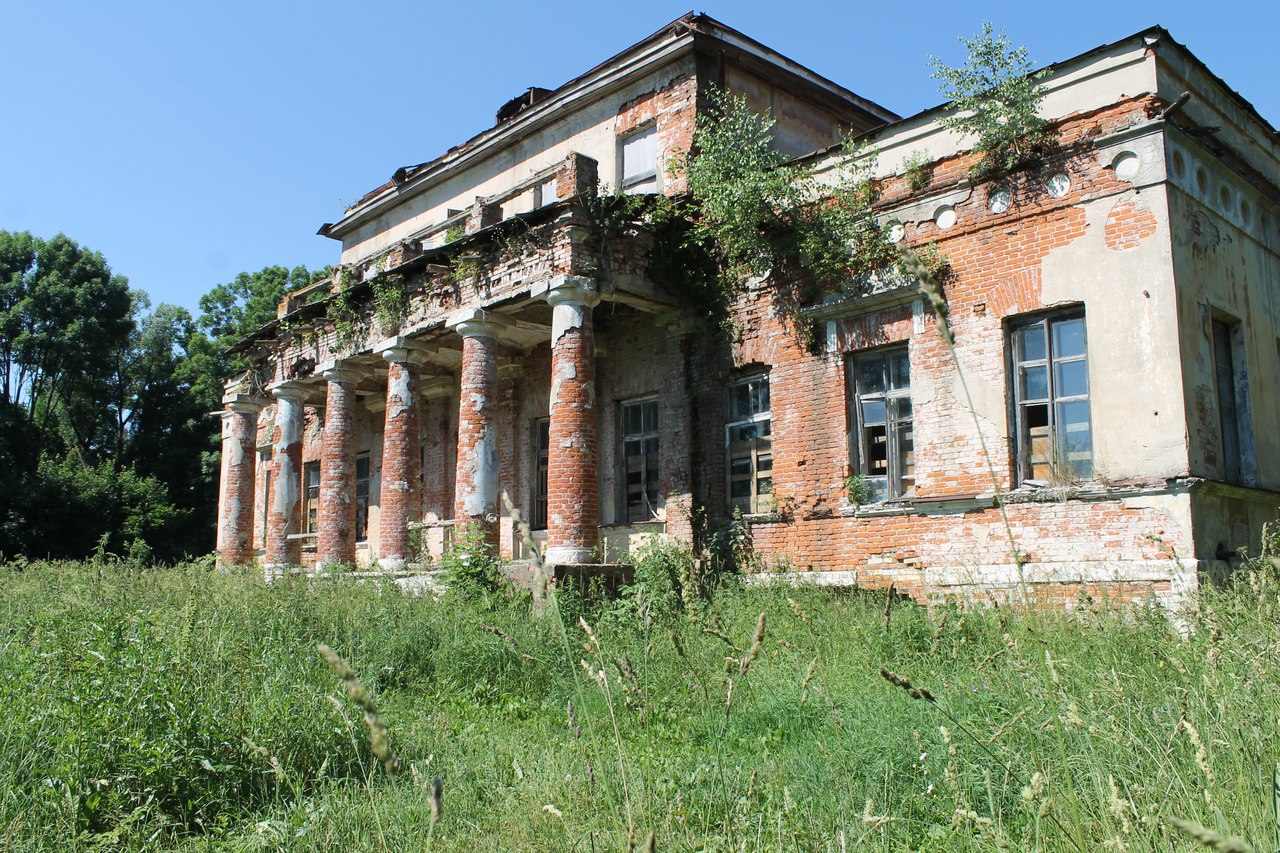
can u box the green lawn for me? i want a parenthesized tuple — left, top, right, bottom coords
(1, 551, 1277, 851)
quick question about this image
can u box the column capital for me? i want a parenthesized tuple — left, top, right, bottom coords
(316, 361, 362, 385)
(267, 381, 311, 401)
(376, 336, 433, 366)
(446, 307, 502, 340)
(543, 275, 601, 309)
(222, 393, 265, 415)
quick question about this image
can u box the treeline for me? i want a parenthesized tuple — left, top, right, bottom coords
(0, 230, 325, 562)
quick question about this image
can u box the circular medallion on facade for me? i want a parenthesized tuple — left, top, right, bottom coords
(989, 188, 1012, 214)
(1112, 151, 1141, 182)
(1046, 173, 1070, 198)
(934, 205, 956, 229)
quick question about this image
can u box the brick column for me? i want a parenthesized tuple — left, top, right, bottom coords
(316, 366, 360, 568)
(263, 383, 309, 570)
(377, 343, 427, 569)
(544, 276, 601, 565)
(217, 394, 263, 566)
(448, 309, 501, 547)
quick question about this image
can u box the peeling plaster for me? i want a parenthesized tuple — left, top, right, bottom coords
(552, 302, 586, 340)
(272, 456, 298, 524)
(388, 368, 413, 420)
(551, 361, 577, 405)
(463, 430, 499, 516)
(226, 432, 246, 467)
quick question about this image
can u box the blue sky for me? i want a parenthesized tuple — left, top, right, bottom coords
(2, 0, 1275, 316)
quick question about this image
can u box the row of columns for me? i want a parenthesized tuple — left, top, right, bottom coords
(216, 276, 603, 570)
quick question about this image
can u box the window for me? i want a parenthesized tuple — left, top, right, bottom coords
(534, 177, 559, 208)
(355, 453, 371, 542)
(621, 399, 660, 522)
(1211, 317, 1255, 484)
(304, 461, 321, 533)
(620, 126, 658, 194)
(1010, 312, 1092, 483)
(725, 375, 772, 514)
(849, 348, 914, 501)
(260, 452, 272, 542)
(532, 418, 549, 530)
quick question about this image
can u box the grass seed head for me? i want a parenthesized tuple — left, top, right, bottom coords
(430, 777, 443, 825)
(1168, 816, 1255, 852)
(738, 612, 767, 676)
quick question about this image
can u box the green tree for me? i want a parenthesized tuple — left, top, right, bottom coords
(122, 303, 222, 559)
(197, 264, 325, 351)
(929, 23, 1052, 177)
(0, 231, 134, 457)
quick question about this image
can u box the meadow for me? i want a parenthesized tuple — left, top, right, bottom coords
(1, 543, 1277, 851)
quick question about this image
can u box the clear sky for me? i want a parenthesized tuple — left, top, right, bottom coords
(2, 0, 1275, 316)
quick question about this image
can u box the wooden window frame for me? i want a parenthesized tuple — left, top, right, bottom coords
(724, 374, 772, 515)
(848, 346, 914, 501)
(620, 397, 660, 523)
(1009, 310, 1093, 484)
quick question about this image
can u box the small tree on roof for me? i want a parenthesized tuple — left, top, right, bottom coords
(930, 23, 1052, 178)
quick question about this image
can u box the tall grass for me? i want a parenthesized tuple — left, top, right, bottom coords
(1, 548, 1278, 850)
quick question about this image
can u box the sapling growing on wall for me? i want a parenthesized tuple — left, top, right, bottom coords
(930, 23, 1052, 178)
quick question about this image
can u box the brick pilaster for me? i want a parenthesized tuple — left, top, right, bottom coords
(264, 383, 309, 569)
(556, 152, 599, 201)
(217, 395, 263, 566)
(466, 199, 504, 235)
(378, 343, 427, 569)
(448, 310, 501, 547)
(316, 366, 360, 567)
(544, 276, 601, 564)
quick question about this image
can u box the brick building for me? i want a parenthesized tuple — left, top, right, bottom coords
(217, 15, 1280, 606)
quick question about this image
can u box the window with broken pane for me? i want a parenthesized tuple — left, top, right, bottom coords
(620, 126, 658, 194)
(621, 399, 660, 522)
(725, 374, 772, 514)
(1010, 312, 1092, 483)
(849, 347, 914, 501)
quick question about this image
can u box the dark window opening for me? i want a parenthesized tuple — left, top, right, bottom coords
(355, 453, 371, 542)
(849, 347, 914, 501)
(533, 418, 549, 530)
(621, 399, 660, 522)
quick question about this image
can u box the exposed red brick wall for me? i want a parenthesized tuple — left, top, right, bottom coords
(217, 405, 259, 566)
(264, 393, 304, 565)
(674, 95, 1198, 602)
(1104, 199, 1159, 250)
(546, 306, 599, 561)
(316, 376, 357, 565)
(378, 360, 421, 565)
(615, 75, 697, 195)
(454, 331, 500, 546)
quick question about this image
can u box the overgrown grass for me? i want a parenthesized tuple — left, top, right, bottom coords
(2, 549, 1278, 850)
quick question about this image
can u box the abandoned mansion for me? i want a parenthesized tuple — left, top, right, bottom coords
(217, 15, 1280, 606)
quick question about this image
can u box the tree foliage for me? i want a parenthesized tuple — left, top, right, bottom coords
(0, 230, 325, 562)
(0, 231, 134, 454)
(929, 23, 1052, 177)
(683, 89, 896, 294)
